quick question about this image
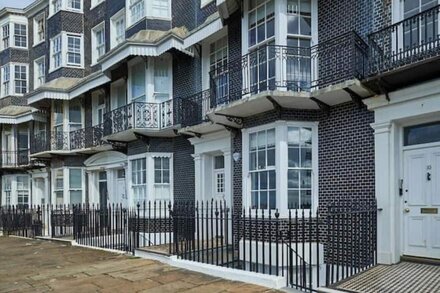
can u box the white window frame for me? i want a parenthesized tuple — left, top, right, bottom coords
(92, 90, 106, 126)
(49, 0, 83, 17)
(34, 56, 46, 89)
(14, 64, 28, 95)
(110, 8, 126, 49)
(13, 23, 27, 48)
(92, 22, 106, 65)
(153, 156, 171, 200)
(50, 34, 62, 71)
(0, 63, 28, 97)
(49, 32, 84, 72)
(66, 34, 82, 67)
(126, 0, 146, 27)
(128, 57, 147, 103)
(242, 121, 318, 217)
(16, 175, 30, 207)
(128, 152, 173, 205)
(33, 13, 46, 46)
(1, 64, 10, 97)
(148, 0, 172, 19)
(69, 168, 84, 204)
(52, 167, 85, 205)
(1, 175, 30, 207)
(2, 23, 10, 50)
(91, 0, 105, 10)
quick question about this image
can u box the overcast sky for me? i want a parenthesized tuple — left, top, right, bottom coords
(0, 0, 34, 9)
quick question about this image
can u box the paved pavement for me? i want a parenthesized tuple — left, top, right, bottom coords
(0, 237, 277, 293)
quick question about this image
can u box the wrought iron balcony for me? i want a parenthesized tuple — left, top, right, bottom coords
(103, 99, 180, 136)
(70, 124, 107, 150)
(30, 131, 70, 154)
(209, 31, 368, 107)
(368, 5, 440, 90)
(180, 89, 213, 127)
(0, 150, 30, 167)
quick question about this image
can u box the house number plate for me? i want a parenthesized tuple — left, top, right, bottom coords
(420, 208, 438, 214)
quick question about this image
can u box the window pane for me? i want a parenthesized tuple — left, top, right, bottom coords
(288, 127, 300, 146)
(251, 172, 259, 190)
(300, 170, 312, 188)
(70, 191, 82, 204)
(69, 169, 82, 188)
(288, 169, 299, 188)
(288, 190, 300, 209)
(300, 147, 312, 168)
(300, 190, 312, 209)
(404, 121, 440, 146)
(214, 155, 224, 169)
(288, 147, 300, 167)
(154, 170, 161, 183)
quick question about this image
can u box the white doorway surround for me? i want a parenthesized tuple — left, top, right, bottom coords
(84, 151, 128, 206)
(364, 78, 440, 264)
(189, 131, 233, 207)
(403, 146, 440, 259)
(30, 171, 49, 205)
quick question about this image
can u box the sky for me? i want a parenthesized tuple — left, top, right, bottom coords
(0, 0, 34, 9)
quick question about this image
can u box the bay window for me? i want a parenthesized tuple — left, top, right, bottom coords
(1, 65, 10, 97)
(92, 23, 105, 63)
(16, 176, 30, 208)
(154, 157, 170, 200)
(129, 153, 173, 205)
(67, 35, 81, 66)
(52, 0, 62, 14)
(50, 33, 84, 71)
(151, 0, 171, 19)
(129, 0, 145, 25)
(14, 24, 27, 48)
(244, 121, 318, 214)
(1, 64, 28, 97)
(34, 57, 46, 88)
(51, 35, 62, 69)
(2, 24, 9, 49)
(68, 0, 81, 10)
(249, 128, 276, 209)
(14, 65, 27, 94)
(131, 158, 147, 204)
(111, 10, 125, 49)
(69, 169, 83, 204)
(50, 0, 82, 16)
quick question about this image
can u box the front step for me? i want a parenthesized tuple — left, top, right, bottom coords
(401, 255, 440, 266)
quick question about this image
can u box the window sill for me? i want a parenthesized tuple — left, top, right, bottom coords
(146, 16, 172, 21)
(200, 0, 215, 9)
(90, 1, 105, 10)
(33, 40, 45, 48)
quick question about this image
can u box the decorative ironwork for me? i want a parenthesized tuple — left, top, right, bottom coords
(0, 150, 30, 167)
(369, 4, 440, 75)
(208, 31, 368, 108)
(179, 89, 213, 127)
(103, 100, 179, 136)
(30, 132, 49, 154)
(69, 123, 107, 150)
(50, 131, 70, 151)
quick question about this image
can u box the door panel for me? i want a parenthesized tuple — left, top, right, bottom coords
(404, 146, 440, 259)
(407, 153, 427, 206)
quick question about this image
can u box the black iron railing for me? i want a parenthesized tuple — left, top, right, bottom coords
(70, 124, 107, 150)
(103, 99, 180, 136)
(30, 131, 71, 154)
(180, 89, 213, 127)
(209, 32, 368, 107)
(369, 5, 440, 74)
(1, 200, 377, 292)
(0, 150, 30, 167)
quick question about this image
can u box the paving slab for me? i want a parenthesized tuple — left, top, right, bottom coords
(0, 236, 277, 292)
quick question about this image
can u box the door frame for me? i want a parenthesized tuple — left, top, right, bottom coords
(401, 142, 440, 258)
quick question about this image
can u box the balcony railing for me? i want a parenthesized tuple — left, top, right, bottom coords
(369, 5, 440, 75)
(103, 99, 180, 136)
(209, 31, 368, 107)
(1, 150, 30, 167)
(70, 124, 106, 150)
(180, 89, 213, 127)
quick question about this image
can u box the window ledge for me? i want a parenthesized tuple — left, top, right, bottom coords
(90, 1, 105, 10)
(201, 0, 215, 9)
(32, 40, 45, 48)
(146, 16, 171, 21)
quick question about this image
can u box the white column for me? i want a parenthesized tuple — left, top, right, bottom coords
(373, 121, 399, 264)
(193, 154, 203, 202)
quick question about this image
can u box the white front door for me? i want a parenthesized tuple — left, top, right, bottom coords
(403, 146, 440, 259)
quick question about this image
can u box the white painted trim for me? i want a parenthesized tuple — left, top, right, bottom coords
(242, 120, 319, 218)
(91, 21, 106, 65)
(110, 8, 126, 49)
(32, 11, 45, 47)
(90, 0, 105, 10)
(184, 18, 223, 48)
